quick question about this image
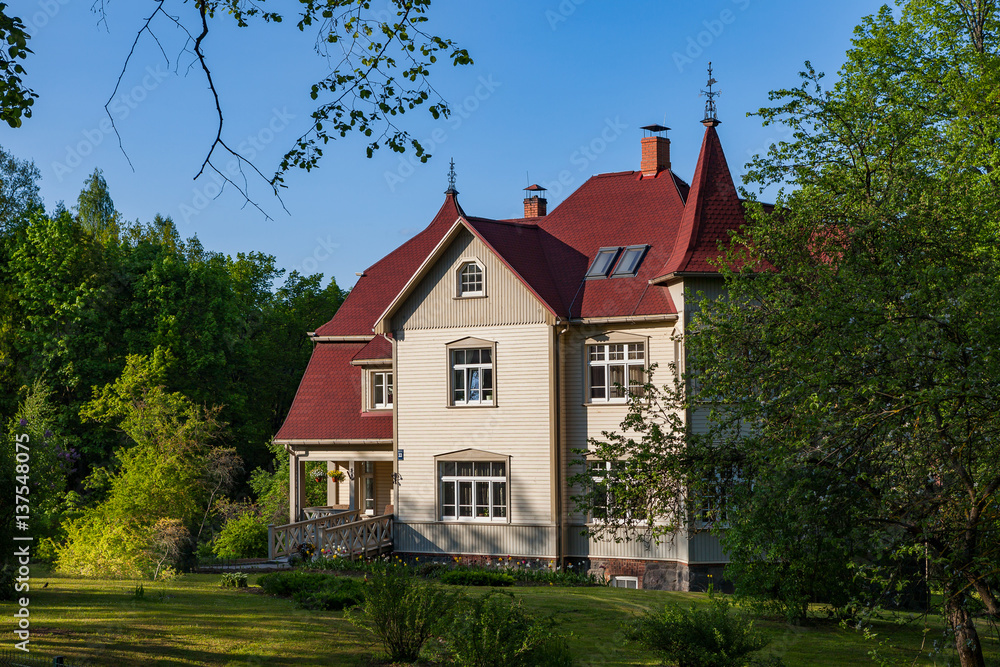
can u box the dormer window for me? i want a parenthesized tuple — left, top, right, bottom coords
(586, 247, 621, 278)
(612, 245, 649, 277)
(458, 260, 485, 297)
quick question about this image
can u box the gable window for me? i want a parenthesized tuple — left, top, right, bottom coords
(612, 245, 649, 277)
(588, 342, 646, 401)
(439, 460, 507, 521)
(371, 370, 393, 410)
(451, 347, 494, 406)
(458, 260, 485, 297)
(586, 247, 621, 278)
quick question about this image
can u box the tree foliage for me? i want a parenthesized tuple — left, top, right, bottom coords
(57, 351, 228, 578)
(0, 3, 35, 128)
(688, 1, 1000, 664)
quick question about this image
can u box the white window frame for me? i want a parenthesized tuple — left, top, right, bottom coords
(589, 460, 629, 523)
(587, 341, 646, 402)
(457, 259, 485, 297)
(370, 370, 393, 410)
(692, 467, 737, 527)
(449, 346, 495, 407)
(438, 459, 509, 522)
(611, 575, 639, 589)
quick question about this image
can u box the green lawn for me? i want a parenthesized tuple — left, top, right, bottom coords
(5, 571, 996, 666)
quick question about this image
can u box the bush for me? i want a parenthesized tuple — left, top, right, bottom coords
(257, 571, 364, 610)
(624, 595, 770, 667)
(220, 572, 248, 588)
(213, 511, 268, 559)
(441, 569, 515, 587)
(348, 566, 460, 663)
(446, 590, 574, 667)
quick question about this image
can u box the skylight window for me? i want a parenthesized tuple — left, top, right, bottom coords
(586, 247, 621, 278)
(612, 245, 649, 276)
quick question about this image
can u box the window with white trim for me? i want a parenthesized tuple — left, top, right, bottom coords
(611, 576, 639, 589)
(588, 342, 646, 401)
(439, 460, 507, 521)
(590, 460, 628, 521)
(371, 370, 393, 409)
(451, 348, 494, 406)
(692, 467, 737, 525)
(458, 261, 484, 297)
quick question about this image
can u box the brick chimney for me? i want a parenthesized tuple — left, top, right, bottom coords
(523, 184, 547, 217)
(640, 124, 671, 176)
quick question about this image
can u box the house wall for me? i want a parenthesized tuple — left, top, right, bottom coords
(391, 229, 553, 331)
(559, 319, 727, 565)
(392, 229, 557, 558)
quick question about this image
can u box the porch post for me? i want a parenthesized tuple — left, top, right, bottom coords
(348, 460, 357, 511)
(289, 453, 306, 523)
(326, 461, 339, 505)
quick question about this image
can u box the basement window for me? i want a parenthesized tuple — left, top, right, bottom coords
(586, 247, 621, 279)
(612, 245, 649, 277)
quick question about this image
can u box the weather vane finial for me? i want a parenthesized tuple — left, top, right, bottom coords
(445, 158, 458, 194)
(701, 62, 720, 124)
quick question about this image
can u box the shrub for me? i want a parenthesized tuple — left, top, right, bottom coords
(257, 570, 364, 610)
(441, 569, 515, 587)
(446, 590, 574, 667)
(348, 566, 460, 663)
(220, 572, 248, 588)
(212, 511, 268, 559)
(624, 595, 770, 667)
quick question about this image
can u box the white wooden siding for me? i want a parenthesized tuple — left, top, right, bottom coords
(392, 229, 552, 330)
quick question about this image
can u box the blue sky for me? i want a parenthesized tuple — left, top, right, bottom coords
(4, 0, 883, 290)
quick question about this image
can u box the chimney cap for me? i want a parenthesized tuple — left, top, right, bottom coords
(641, 124, 670, 136)
(524, 184, 547, 193)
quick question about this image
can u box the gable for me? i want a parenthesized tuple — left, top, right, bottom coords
(390, 228, 552, 331)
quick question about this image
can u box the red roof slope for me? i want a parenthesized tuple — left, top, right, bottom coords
(465, 217, 567, 316)
(352, 335, 392, 363)
(275, 342, 392, 441)
(315, 193, 464, 336)
(658, 124, 746, 277)
(534, 170, 687, 318)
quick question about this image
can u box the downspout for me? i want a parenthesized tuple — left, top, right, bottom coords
(555, 321, 570, 568)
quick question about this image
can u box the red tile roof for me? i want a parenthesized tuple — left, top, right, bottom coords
(352, 335, 393, 363)
(315, 193, 464, 336)
(281, 124, 750, 442)
(274, 342, 392, 441)
(657, 124, 747, 278)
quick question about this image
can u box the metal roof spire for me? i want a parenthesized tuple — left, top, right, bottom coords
(445, 157, 458, 194)
(701, 62, 721, 125)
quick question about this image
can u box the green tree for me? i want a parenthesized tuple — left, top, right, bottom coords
(688, 1, 1000, 664)
(75, 169, 120, 241)
(57, 350, 228, 578)
(0, 3, 35, 128)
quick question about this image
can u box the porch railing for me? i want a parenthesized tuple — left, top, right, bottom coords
(268, 511, 392, 560)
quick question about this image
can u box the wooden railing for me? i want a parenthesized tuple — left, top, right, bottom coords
(268, 512, 393, 560)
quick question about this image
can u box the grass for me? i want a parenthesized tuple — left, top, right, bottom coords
(5, 570, 998, 666)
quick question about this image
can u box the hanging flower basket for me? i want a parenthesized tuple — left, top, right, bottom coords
(327, 470, 346, 483)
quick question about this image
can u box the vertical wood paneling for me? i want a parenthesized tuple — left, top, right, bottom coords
(392, 229, 550, 330)
(566, 527, 683, 560)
